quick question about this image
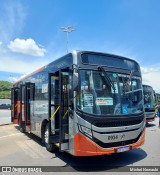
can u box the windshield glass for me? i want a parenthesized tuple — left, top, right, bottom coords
(143, 86, 155, 108)
(77, 70, 143, 116)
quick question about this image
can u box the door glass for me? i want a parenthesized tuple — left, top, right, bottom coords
(21, 86, 25, 122)
(26, 83, 35, 126)
(30, 84, 35, 130)
(26, 87, 30, 124)
(50, 76, 59, 134)
(61, 72, 69, 142)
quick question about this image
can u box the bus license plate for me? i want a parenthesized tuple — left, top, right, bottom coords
(117, 146, 129, 153)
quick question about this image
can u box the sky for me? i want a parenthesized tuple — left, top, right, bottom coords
(0, 0, 160, 92)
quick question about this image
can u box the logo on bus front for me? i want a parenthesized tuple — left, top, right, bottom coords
(121, 134, 125, 140)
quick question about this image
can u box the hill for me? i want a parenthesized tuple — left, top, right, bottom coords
(0, 81, 13, 99)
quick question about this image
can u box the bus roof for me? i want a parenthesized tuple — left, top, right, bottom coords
(13, 50, 140, 85)
(143, 84, 154, 90)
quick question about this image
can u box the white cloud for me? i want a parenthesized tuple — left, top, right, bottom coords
(8, 38, 46, 56)
(0, 56, 49, 74)
(8, 73, 28, 83)
(141, 66, 160, 93)
(0, 41, 6, 53)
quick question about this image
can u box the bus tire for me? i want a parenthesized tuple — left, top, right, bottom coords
(44, 123, 57, 152)
(18, 117, 25, 133)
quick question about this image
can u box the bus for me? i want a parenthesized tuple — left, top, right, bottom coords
(11, 50, 145, 156)
(156, 93, 160, 105)
(143, 85, 156, 123)
(153, 91, 159, 114)
(156, 93, 160, 118)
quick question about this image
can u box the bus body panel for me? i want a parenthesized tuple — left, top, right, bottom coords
(143, 84, 156, 123)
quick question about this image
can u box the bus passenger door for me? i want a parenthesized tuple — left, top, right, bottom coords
(48, 72, 60, 138)
(59, 69, 71, 151)
(11, 87, 19, 124)
(20, 84, 25, 131)
(48, 69, 71, 151)
(24, 83, 35, 131)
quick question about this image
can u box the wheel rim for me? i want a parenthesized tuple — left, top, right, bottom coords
(44, 128, 49, 144)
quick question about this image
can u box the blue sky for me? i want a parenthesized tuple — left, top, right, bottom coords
(0, 0, 160, 92)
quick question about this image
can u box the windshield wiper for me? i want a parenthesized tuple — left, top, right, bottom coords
(124, 88, 142, 94)
(129, 70, 134, 84)
(98, 66, 115, 91)
(122, 70, 134, 95)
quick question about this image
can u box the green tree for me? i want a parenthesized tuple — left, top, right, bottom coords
(0, 81, 12, 92)
(0, 81, 13, 99)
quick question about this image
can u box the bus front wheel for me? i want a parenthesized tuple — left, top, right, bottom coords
(44, 123, 57, 152)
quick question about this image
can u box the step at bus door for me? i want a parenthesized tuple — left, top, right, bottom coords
(59, 69, 71, 151)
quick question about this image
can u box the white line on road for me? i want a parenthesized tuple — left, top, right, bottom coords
(16, 141, 40, 159)
(24, 140, 47, 158)
(0, 133, 22, 139)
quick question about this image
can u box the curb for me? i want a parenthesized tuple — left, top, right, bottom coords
(0, 123, 13, 126)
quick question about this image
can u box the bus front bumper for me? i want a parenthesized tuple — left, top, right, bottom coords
(146, 112, 156, 123)
(74, 129, 145, 156)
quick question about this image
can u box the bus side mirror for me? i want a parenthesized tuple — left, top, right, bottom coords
(73, 72, 79, 91)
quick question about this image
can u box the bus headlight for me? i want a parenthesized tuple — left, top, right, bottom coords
(79, 125, 92, 138)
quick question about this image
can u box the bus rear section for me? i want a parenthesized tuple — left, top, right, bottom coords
(143, 85, 156, 123)
(11, 51, 146, 156)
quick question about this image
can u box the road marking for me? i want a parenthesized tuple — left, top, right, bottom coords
(17, 141, 40, 159)
(0, 133, 22, 139)
(25, 140, 47, 158)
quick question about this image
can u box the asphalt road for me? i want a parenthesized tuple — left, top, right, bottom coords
(0, 110, 11, 125)
(0, 118, 159, 174)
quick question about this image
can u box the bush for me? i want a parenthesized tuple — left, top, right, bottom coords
(0, 91, 11, 99)
(0, 81, 12, 92)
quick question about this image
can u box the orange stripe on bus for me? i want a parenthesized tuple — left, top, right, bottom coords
(146, 116, 156, 123)
(131, 128, 145, 149)
(74, 129, 145, 156)
(27, 125, 31, 129)
(34, 66, 44, 74)
(74, 133, 114, 156)
(13, 66, 44, 84)
(13, 119, 18, 124)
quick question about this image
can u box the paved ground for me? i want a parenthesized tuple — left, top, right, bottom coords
(0, 110, 11, 125)
(0, 117, 159, 174)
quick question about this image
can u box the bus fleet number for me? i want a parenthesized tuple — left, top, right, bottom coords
(108, 135, 118, 140)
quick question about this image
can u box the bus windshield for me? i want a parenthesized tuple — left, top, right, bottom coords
(143, 86, 155, 108)
(77, 70, 143, 116)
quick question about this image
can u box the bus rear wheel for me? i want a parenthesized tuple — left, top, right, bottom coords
(44, 123, 57, 152)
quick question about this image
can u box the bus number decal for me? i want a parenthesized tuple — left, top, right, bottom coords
(108, 135, 118, 140)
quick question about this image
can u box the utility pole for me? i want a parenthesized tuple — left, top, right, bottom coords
(60, 26, 75, 53)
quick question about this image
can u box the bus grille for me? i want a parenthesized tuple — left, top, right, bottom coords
(93, 118, 143, 127)
(145, 108, 155, 112)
